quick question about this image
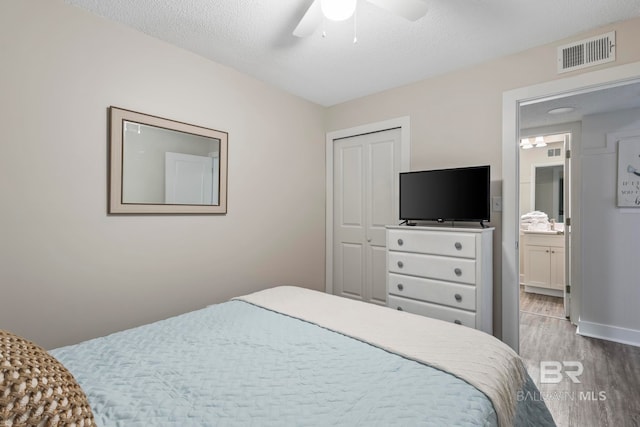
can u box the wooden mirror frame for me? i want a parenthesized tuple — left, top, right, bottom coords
(109, 107, 228, 214)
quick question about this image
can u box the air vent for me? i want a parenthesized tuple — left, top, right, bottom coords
(557, 31, 615, 73)
(547, 148, 562, 158)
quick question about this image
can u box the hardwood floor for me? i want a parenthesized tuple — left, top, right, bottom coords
(519, 298, 640, 427)
(520, 285, 565, 319)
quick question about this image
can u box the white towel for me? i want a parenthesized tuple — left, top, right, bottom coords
(520, 211, 549, 231)
(520, 211, 548, 220)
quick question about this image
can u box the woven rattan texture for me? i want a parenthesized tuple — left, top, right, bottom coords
(0, 330, 95, 427)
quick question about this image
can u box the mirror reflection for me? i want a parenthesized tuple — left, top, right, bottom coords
(122, 122, 220, 205)
(518, 134, 567, 220)
(109, 107, 228, 214)
(535, 164, 564, 222)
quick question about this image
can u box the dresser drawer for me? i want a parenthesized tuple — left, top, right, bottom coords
(388, 295, 476, 328)
(387, 229, 476, 258)
(388, 252, 476, 284)
(388, 273, 476, 311)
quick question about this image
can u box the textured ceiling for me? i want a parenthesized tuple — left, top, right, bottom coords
(520, 81, 640, 129)
(65, 0, 640, 106)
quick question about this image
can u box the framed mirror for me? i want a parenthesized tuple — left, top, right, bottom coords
(109, 107, 228, 214)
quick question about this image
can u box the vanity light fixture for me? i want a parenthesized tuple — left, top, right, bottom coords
(534, 136, 547, 148)
(320, 0, 357, 21)
(520, 138, 533, 149)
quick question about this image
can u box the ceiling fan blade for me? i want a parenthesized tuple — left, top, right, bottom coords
(366, 0, 428, 21)
(293, 0, 322, 37)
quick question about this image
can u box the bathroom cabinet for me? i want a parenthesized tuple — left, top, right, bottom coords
(523, 233, 565, 297)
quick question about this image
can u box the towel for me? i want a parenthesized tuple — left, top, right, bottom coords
(520, 211, 549, 231)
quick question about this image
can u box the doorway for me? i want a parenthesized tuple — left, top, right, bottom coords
(501, 61, 640, 352)
(517, 132, 570, 323)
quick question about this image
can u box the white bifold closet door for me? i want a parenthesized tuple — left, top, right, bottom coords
(333, 128, 402, 305)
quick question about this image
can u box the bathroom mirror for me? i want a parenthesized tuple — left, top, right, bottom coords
(109, 107, 228, 214)
(534, 164, 564, 222)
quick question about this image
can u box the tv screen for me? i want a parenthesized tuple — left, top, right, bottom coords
(399, 165, 490, 223)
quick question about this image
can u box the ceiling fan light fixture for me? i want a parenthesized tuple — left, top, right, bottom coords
(320, 0, 357, 21)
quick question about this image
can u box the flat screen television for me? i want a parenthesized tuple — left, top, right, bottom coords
(399, 165, 490, 225)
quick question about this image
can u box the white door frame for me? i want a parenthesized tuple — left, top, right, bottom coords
(502, 61, 640, 352)
(325, 117, 411, 294)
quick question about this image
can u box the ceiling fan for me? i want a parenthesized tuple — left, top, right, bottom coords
(293, 0, 428, 37)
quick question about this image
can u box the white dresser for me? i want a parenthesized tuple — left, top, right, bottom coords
(386, 226, 494, 334)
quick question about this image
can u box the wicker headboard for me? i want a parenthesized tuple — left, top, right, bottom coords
(0, 330, 95, 427)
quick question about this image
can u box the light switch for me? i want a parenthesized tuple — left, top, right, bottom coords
(492, 196, 503, 212)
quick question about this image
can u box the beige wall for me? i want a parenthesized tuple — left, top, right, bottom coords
(2, 0, 640, 349)
(326, 17, 640, 338)
(0, 0, 326, 349)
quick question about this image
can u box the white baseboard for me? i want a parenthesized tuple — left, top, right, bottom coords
(524, 285, 563, 298)
(577, 319, 640, 348)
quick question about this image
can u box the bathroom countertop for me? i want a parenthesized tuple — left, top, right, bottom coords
(523, 230, 564, 235)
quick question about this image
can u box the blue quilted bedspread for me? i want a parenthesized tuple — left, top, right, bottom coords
(51, 300, 554, 426)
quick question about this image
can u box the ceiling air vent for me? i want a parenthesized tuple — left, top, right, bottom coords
(557, 31, 615, 73)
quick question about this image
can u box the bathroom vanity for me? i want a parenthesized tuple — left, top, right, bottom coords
(522, 231, 565, 297)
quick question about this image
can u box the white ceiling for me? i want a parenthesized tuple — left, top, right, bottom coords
(520, 81, 640, 129)
(65, 0, 640, 106)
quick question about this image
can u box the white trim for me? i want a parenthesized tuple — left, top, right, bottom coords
(523, 286, 563, 298)
(325, 117, 411, 294)
(577, 320, 640, 348)
(502, 61, 640, 352)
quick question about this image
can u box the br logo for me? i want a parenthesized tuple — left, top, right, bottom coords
(540, 361, 584, 384)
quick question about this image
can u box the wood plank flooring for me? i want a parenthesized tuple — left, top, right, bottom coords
(520, 306, 640, 426)
(520, 285, 566, 319)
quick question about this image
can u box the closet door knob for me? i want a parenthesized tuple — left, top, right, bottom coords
(397, 238, 404, 246)
(454, 320, 462, 325)
(454, 268, 462, 276)
(397, 284, 404, 291)
(397, 261, 404, 268)
(454, 242, 462, 250)
(455, 294, 462, 302)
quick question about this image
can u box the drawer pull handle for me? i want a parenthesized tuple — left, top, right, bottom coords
(454, 320, 462, 325)
(397, 306, 403, 311)
(397, 238, 404, 246)
(455, 294, 462, 302)
(454, 242, 462, 250)
(454, 268, 462, 276)
(397, 284, 404, 291)
(397, 261, 404, 268)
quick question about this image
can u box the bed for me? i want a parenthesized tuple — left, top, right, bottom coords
(43, 286, 554, 426)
